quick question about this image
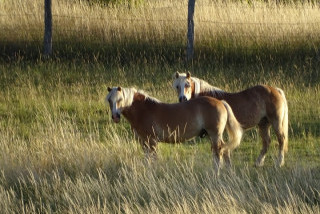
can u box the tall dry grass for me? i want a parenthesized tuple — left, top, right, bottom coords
(0, 106, 319, 213)
(1, 0, 320, 61)
(0, 61, 319, 213)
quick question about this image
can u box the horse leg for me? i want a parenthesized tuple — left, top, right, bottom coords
(255, 122, 271, 167)
(223, 149, 231, 168)
(209, 133, 224, 175)
(138, 136, 158, 161)
(146, 138, 158, 161)
(271, 120, 287, 167)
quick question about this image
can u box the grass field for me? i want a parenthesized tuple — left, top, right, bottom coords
(0, 0, 320, 213)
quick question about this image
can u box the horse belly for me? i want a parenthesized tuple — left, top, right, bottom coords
(160, 106, 208, 142)
(153, 123, 201, 143)
(147, 105, 206, 143)
(229, 99, 266, 129)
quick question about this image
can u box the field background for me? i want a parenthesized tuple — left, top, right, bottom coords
(0, 0, 320, 213)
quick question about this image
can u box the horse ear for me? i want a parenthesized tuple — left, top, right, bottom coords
(134, 93, 145, 101)
(117, 87, 122, 91)
(107, 87, 112, 92)
(175, 71, 180, 79)
(187, 71, 191, 79)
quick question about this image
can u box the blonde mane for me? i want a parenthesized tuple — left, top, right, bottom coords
(136, 89, 161, 103)
(121, 87, 137, 107)
(121, 88, 161, 106)
(174, 72, 225, 98)
(194, 77, 225, 98)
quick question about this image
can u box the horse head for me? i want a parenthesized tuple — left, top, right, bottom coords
(106, 86, 125, 123)
(173, 71, 195, 102)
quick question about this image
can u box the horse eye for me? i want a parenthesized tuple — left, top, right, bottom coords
(185, 84, 190, 88)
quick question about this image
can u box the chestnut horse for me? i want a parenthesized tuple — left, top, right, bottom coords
(173, 71, 288, 167)
(106, 86, 243, 174)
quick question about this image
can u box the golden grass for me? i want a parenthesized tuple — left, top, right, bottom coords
(1, 0, 320, 55)
(0, 61, 319, 212)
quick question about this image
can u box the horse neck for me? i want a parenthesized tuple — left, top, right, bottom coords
(118, 88, 137, 122)
(121, 104, 137, 124)
(121, 100, 140, 125)
(194, 79, 228, 99)
(199, 89, 228, 100)
(122, 92, 159, 123)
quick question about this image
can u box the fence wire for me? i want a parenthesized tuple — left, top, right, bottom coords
(1, 13, 320, 25)
(1, 5, 320, 53)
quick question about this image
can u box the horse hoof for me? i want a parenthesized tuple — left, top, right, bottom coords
(255, 161, 264, 167)
(278, 160, 285, 167)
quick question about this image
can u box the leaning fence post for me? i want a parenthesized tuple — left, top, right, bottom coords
(186, 0, 196, 62)
(43, 0, 52, 57)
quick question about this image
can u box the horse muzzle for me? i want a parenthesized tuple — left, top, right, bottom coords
(112, 113, 121, 123)
(179, 96, 188, 103)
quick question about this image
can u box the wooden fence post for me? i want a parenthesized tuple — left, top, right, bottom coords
(186, 0, 196, 62)
(43, 0, 52, 57)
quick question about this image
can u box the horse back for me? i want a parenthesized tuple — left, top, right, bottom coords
(221, 85, 286, 128)
(156, 96, 226, 124)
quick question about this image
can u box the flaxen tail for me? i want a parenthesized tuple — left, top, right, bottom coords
(221, 101, 243, 151)
(277, 88, 289, 153)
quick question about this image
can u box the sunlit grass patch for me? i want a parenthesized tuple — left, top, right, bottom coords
(1, 0, 320, 63)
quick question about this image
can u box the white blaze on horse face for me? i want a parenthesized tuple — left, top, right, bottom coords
(173, 76, 193, 102)
(106, 88, 124, 123)
(183, 80, 193, 100)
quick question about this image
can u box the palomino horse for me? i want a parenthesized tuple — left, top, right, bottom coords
(106, 86, 243, 174)
(173, 71, 288, 167)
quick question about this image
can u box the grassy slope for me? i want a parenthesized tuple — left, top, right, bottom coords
(0, 61, 319, 213)
(0, 0, 320, 213)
